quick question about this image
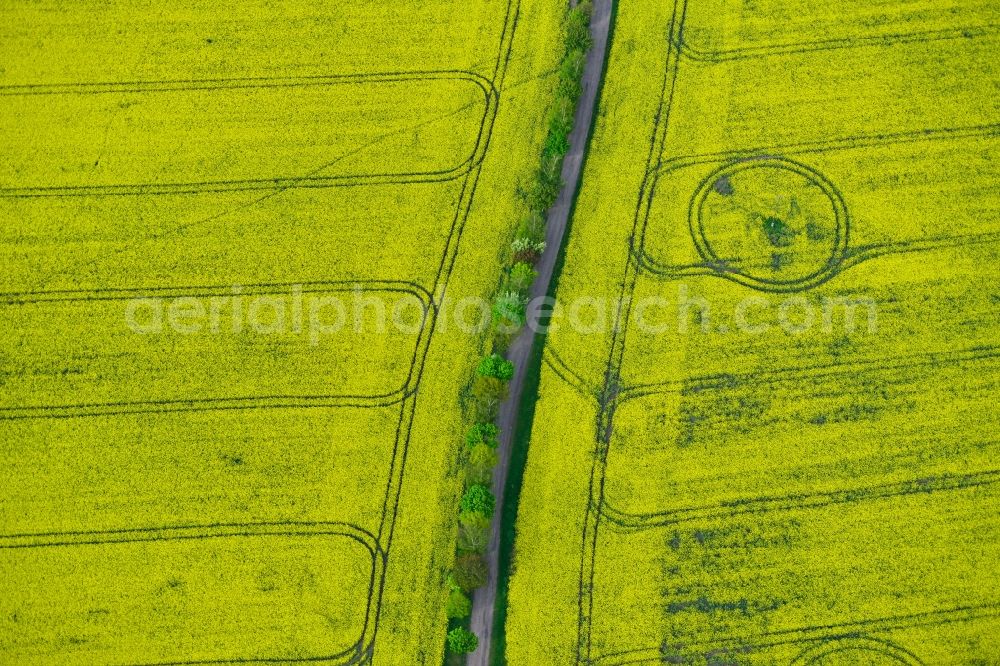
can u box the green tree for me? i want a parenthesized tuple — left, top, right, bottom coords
(566, 1, 593, 52)
(490, 326, 517, 356)
(465, 423, 499, 448)
(543, 119, 572, 158)
(457, 510, 492, 553)
(446, 627, 479, 654)
(557, 49, 586, 100)
(453, 553, 489, 592)
(476, 353, 515, 381)
(470, 375, 508, 422)
(460, 484, 496, 519)
(465, 443, 499, 487)
(527, 154, 563, 211)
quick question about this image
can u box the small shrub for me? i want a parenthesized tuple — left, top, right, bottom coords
(453, 553, 489, 592)
(762, 215, 794, 247)
(445, 588, 472, 620)
(511, 237, 546, 265)
(515, 210, 547, 245)
(446, 627, 479, 654)
(492, 291, 527, 331)
(507, 261, 539, 293)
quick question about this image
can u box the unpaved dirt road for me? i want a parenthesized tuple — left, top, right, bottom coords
(466, 1, 614, 663)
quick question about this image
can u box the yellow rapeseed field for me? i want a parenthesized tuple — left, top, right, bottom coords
(0, 1, 563, 663)
(508, 0, 1000, 663)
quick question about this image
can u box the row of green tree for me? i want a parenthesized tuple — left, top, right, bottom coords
(444, 1, 594, 657)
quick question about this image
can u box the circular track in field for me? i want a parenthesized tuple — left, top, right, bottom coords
(690, 157, 849, 291)
(790, 637, 923, 666)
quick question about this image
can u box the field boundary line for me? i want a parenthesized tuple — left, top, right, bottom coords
(0, 521, 382, 665)
(600, 468, 1000, 531)
(0, 71, 497, 198)
(620, 343, 1000, 402)
(0, 279, 433, 306)
(650, 122, 1000, 177)
(0, 280, 431, 420)
(590, 603, 1000, 665)
(674, 22, 1000, 63)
